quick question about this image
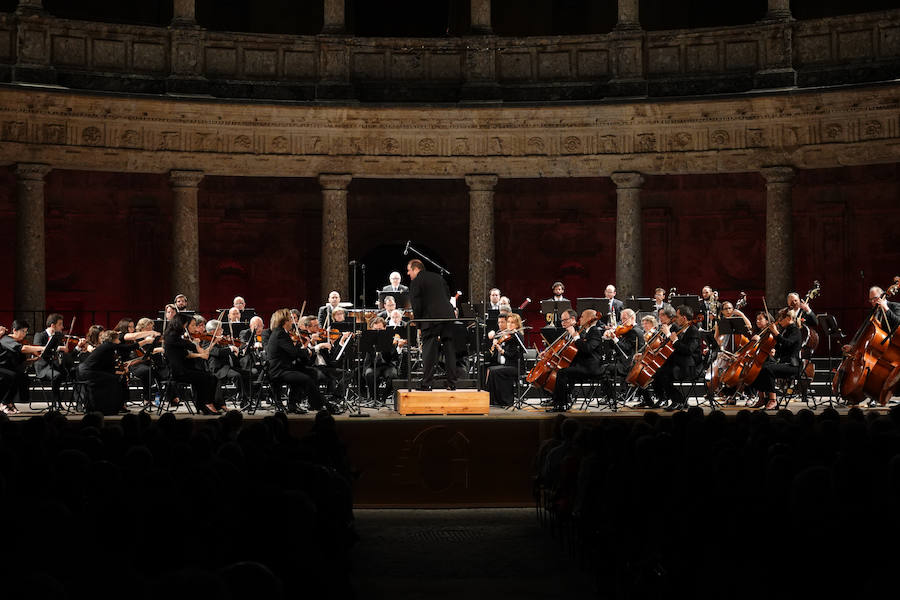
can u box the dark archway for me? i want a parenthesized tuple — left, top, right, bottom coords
(356, 242, 460, 307)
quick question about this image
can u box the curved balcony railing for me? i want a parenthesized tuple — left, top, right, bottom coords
(1, 9, 898, 102)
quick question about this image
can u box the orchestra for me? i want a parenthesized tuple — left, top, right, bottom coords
(3, 267, 900, 416)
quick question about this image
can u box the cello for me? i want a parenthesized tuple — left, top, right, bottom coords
(719, 297, 779, 390)
(626, 314, 704, 389)
(833, 276, 900, 405)
(526, 315, 599, 393)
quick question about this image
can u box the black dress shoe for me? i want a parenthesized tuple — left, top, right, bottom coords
(446, 382, 456, 391)
(418, 384, 433, 391)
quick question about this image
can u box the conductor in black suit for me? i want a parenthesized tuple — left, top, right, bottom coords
(407, 259, 458, 390)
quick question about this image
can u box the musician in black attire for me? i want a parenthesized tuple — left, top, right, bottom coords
(653, 305, 702, 411)
(361, 317, 401, 403)
(787, 292, 819, 328)
(163, 312, 219, 414)
(752, 308, 802, 410)
(869, 286, 900, 332)
(486, 313, 525, 408)
(77, 329, 130, 414)
(408, 259, 458, 391)
(549, 309, 604, 411)
(0, 320, 44, 414)
(267, 308, 322, 413)
(33, 313, 75, 407)
(205, 319, 250, 408)
(598, 308, 644, 392)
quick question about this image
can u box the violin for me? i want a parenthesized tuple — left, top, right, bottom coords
(490, 328, 520, 353)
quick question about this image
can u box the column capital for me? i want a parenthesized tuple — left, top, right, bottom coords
(318, 173, 353, 190)
(15, 163, 52, 181)
(763, 0, 792, 21)
(465, 174, 498, 191)
(761, 166, 795, 184)
(611, 171, 644, 189)
(169, 169, 204, 188)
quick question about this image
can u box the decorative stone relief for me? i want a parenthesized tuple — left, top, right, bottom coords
(382, 137, 400, 154)
(120, 129, 140, 148)
(233, 135, 252, 151)
(2, 121, 27, 142)
(710, 129, 730, 147)
(418, 138, 437, 154)
(563, 136, 582, 153)
(863, 120, 883, 138)
(82, 126, 102, 145)
(42, 124, 65, 144)
(637, 133, 657, 152)
(671, 131, 692, 150)
(271, 136, 289, 153)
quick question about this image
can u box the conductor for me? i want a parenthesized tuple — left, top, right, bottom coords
(407, 259, 458, 391)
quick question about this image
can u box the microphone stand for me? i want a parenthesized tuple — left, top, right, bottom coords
(350, 261, 358, 312)
(361, 264, 367, 309)
(405, 243, 450, 276)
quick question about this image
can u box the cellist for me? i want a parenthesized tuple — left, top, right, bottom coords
(653, 305, 702, 411)
(751, 308, 802, 410)
(868, 286, 900, 332)
(548, 309, 604, 412)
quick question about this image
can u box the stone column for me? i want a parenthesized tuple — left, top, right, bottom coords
(615, 0, 640, 30)
(171, 0, 196, 26)
(765, 0, 791, 20)
(320, 174, 352, 300)
(611, 172, 644, 299)
(170, 170, 203, 308)
(466, 174, 497, 303)
(762, 166, 795, 306)
(470, 0, 492, 34)
(322, 0, 346, 33)
(14, 163, 51, 322)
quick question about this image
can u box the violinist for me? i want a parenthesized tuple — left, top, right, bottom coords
(787, 292, 818, 328)
(599, 309, 644, 383)
(163, 312, 220, 414)
(164, 303, 178, 322)
(653, 305, 702, 411)
(129, 317, 166, 408)
(205, 319, 250, 408)
(77, 329, 132, 415)
(486, 313, 525, 408)
(33, 313, 74, 407)
(266, 308, 323, 413)
(548, 309, 604, 412)
(752, 308, 802, 410)
(0, 320, 45, 414)
(81, 324, 104, 353)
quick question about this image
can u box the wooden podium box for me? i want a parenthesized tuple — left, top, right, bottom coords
(395, 389, 490, 415)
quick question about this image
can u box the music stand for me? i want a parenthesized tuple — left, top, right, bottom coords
(540, 299, 571, 328)
(222, 322, 249, 339)
(38, 333, 63, 412)
(576, 298, 606, 318)
(818, 313, 842, 406)
(717, 317, 749, 353)
(378, 291, 410, 309)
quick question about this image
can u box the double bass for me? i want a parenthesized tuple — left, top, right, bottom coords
(833, 276, 900, 405)
(626, 314, 704, 389)
(526, 316, 599, 393)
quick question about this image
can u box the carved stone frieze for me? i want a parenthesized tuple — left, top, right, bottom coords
(0, 83, 898, 178)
